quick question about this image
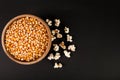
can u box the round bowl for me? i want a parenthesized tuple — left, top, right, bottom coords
(1, 14, 51, 65)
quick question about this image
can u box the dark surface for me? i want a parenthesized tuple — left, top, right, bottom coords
(0, 0, 120, 80)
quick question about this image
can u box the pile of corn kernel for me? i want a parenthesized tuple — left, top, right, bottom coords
(5, 17, 49, 61)
(46, 19, 76, 69)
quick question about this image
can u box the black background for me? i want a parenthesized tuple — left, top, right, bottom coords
(0, 0, 120, 80)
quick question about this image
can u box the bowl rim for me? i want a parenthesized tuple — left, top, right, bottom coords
(1, 14, 52, 65)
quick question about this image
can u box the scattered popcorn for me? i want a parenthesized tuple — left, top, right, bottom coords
(67, 34, 73, 42)
(58, 63, 63, 68)
(47, 53, 54, 60)
(54, 62, 63, 68)
(59, 41, 66, 49)
(48, 53, 61, 60)
(54, 29, 60, 33)
(54, 62, 59, 68)
(46, 18, 76, 69)
(64, 26, 69, 33)
(46, 19, 49, 22)
(46, 19, 52, 26)
(68, 45, 76, 52)
(57, 33, 62, 38)
(48, 20, 52, 26)
(54, 53, 61, 60)
(52, 30, 56, 35)
(53, 44, 59, 51)
(64, 50, 71, 58)
(55, 19, 60, 27)
(51, 35, 56, 41)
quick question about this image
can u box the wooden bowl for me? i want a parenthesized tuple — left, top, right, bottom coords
(1, 14, 51, 65)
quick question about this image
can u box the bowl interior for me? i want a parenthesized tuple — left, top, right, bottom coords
(1, 14, 51, 65)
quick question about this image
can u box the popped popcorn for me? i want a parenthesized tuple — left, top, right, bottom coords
(54, 29, 60, 33)
(54, 62, 59, 68)
(53, 44, 59, 51)
(59, 41, 66, 49)
(46, 19, 52, 26)
(51, 35, 56, 41)
(67, 34, 73, 42)
(57, 33, 62, 38)
(64, 27, 69, 33)
(54, 53, 61, 60)
(54, 62, 63, 68)
(46, 18, 76, 69)
(48, 21, 52, 26)
(46, 19, 49, 22)
(58, 63, 63, 68)
(64, 50, 71, 58)
(68, 45, 76, 52)
(52, 30, 56, 35)
(55, 19, 60, 27)
(47, 53, 54, 60)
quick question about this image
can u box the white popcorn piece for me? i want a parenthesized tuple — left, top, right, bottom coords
(59, 41, 66, 49)
(48, 53, 61, 60)
(51, 35, 56, 41)
(57, 33, 62, 38)
(53, 44, 59, 51)
(54, 62, 59, 68)
(52, 36, 56, 41)
(55, 19, 60, 27)
(64, 27, 69, 33)
(46, 19, 49, 22)
(54, 62, 63, 68)
(48, 20, 52, 26)
(64, 50, 71, 58)
(46, 19, 52, 26)
(68, 45, 76, 52)
(67, 34, 73, 42)
(54, 29, 60, 33)
(47, 53, 54, 60)
(52, 29, 60, 36)
(52, 30, 56, 35)
(58, 63, 63, 68)
(54, 53, 61, 60)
